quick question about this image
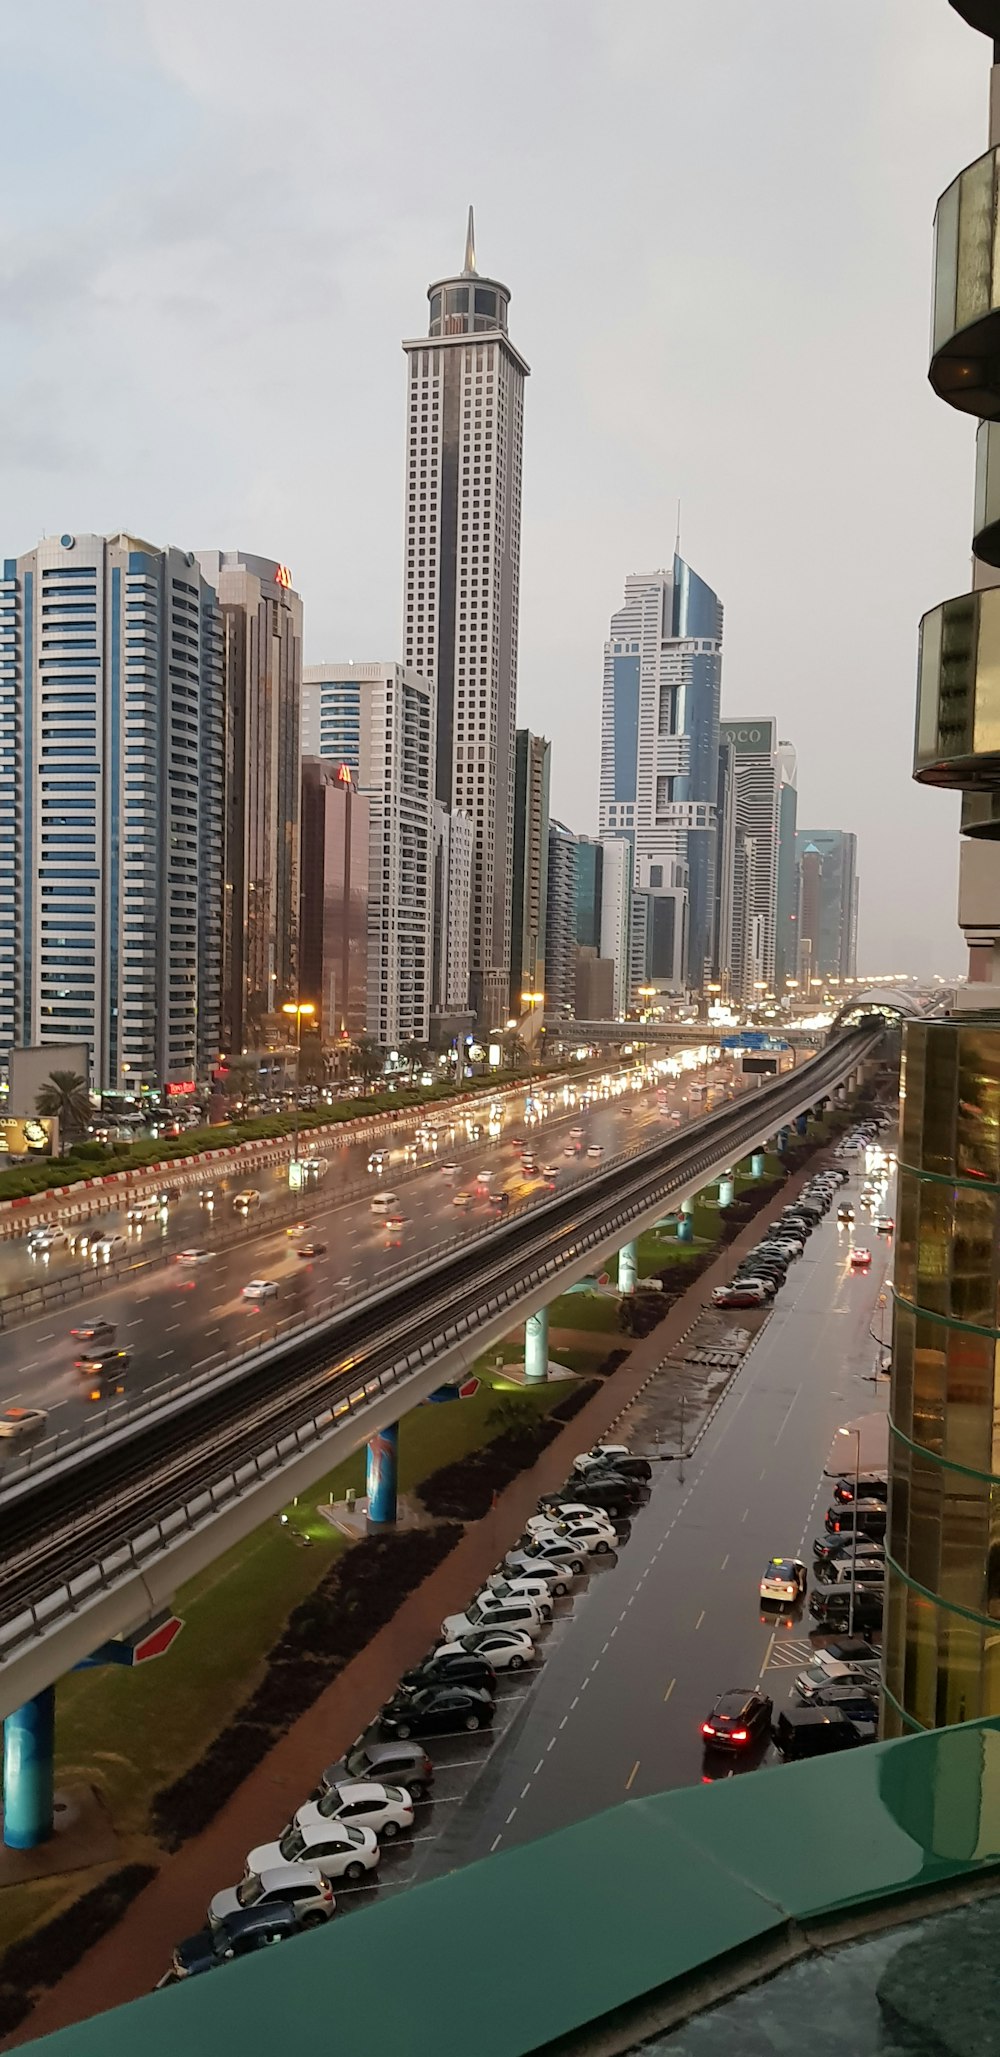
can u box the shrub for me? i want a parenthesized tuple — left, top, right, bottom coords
(0, 1863, 157, 2020)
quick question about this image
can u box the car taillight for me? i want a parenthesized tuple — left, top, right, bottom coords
(701, 1723, 716, 1736)
(731, 1729, 748, 1742)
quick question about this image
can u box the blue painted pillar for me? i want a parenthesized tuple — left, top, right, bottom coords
(677, 1197, 694, 1243)
(776, 1126, 790, 1154)
(525, 1306, 549, 1383)
(751, 1149, 765, 1179)
(618, 1240, 638, 1295)
(795, 1112, 808, 1136)
(3, 1687, 55, 1849)
(718, 1171, 735, 1209)
(366, 1423, 399, 1525)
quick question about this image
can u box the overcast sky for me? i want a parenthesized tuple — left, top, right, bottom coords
(0, 0, 987, 977)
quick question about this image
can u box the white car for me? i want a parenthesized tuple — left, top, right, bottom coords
(209, 1863, 334, 1930)
(368, 1151, 390, 1172)
(370, 1192, 399, 1213)
(795, 1656, 881, 1701)
(177, 1248, 212, 1265)
(91, 1233, 127, 1260)
(572, 1443, 631, 1477)
(248, 1821, 380, 1885)
(509, 1536, 585, 1574)
(442, 1592, 546, 1640)
(292, 1781, 413, 1843)
(476, 1575, 553, 1618)
(0, 1406, 48, 1439)
(529, 1518, 616, 1556)
(526, 1503, 615, 1537)
(586, 1144, 603, 1158)
(435, 1628, 535, 1671)
(242, 1278, 278, 1300)
(28, 1226, 67, 1251)
(439, 1161, 461, 1175)
(491, 1556, 576, 1596)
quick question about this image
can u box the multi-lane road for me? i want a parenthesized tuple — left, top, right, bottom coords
(0, 1064, 716, 1444)
(314, 1139, 893, 1910)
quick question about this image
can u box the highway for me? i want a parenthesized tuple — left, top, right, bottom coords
(0, 1065, 707, 1447)
(324, 1135, 894, 1905)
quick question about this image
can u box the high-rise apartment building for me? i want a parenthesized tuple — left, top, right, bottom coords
(431, 802, 474, 1020)
(0, 532, 223, 1091)
(298, 758, 369, 1045)
(302, 663, 434, 1046)
(600, 554, 722, 994)
(196, 551, 302, 1055)
(545, 820, 578, 1017)
(774, 742, 799, 994)
(401, 209, 529, 1031)
(793, 828, 858, 981)
(574, 836, 631, 1017)
(718, 719, 779, 997)
(510, 730, 550, 1011)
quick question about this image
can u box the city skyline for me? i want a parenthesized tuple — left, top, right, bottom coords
(0, 1, 981, 979)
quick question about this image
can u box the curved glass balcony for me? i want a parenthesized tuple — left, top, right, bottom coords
(974, 421, 1000, 566)
(930, 148, 1000, 418)
(914, 587, 1000, 788)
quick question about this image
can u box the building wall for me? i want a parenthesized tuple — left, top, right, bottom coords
(774, 743, 798, 994)
(574, 948, 615, 1019)
(795, 828, 858, 980)
(0, 532, 224, 1092)
(197, 551, 301, 1055)
(545, 820, 578, 1016)
(299, 758, 369, 1044)
(721, 718, 779, 992)
(402, 237, 529, 1029)
(510, 729, 550, 1009)
(431, 802, 473, 1014)
(598, 836, 632, 1017)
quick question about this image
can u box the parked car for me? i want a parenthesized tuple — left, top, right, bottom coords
(795, 1659, 881, 1703)
(399, 1650, 497, 1694)
(773, 1706, 874, 1760)
(701, 1688, 773, 1752)
(832, 1474, 888, 1505)
(208, 1864, 334, 1930)
(822, 1500, 887, 1541)
(528, 1503, 616, 1539)
(552, 1473, 640, 1516)
(292, 1781, 414, 1843)
(512, 1536, 586, 1575)
(318, 1741, 432, 1801)
(711, 1284, 766, 1308)
(479, 1575, 553, 1617)
(442, 1593, 545, 1640)
(171, 1902, 305, 1978)
(247, 1821, 380, 1885)
(815, 1556, 887, 1588)
(434, 1628, 535, 1672)
(811, 1535, 884, 1571)
(496, 1553, 577, 1595)
(808, 1682, 880, 1722)
(808, 1583, 885, 1630)
(379, 1684, 494, 1739)
(572, 1446, 652, 1481)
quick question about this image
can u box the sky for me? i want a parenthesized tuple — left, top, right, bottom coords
(0, 0, 987, 978)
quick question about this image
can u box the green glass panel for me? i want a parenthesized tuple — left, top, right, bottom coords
(915, 610, 944, 768)
(956, 1023, 1000, 1184)
(916, 1179, 953, 1319)
(952, 1184, 995, 1327)
(933, 173, 961, 352)
(974, 587, 1000, 759)
(900, 1023, 927, 1166)
(956, 151, 996, 334)
(921, 1026, 959, 1178)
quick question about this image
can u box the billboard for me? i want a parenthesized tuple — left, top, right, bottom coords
(742, 1055, 779, 1076)
(0, 1115, 58, 1157)
(8, 1041, 90, 1117)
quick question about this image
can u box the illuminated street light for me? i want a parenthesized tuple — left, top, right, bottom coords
(282, 1000, 317, 1176)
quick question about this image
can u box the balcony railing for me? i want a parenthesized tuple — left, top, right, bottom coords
(930, 147, 1000, 417)
(914, 587, 1000, 787)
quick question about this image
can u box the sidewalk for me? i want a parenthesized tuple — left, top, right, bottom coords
(10, 1155, 825, 2046)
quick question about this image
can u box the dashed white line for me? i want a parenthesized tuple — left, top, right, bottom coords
(533, 1758, 544, 1777)
(519, 1783, 531, 1800)
(694, 1609, 705, 1630)
(504, 1806, 517, 1824)
(490, 1833, 503, 1853)
(546, 1736, 557, 1752)
(570, 1695, 579, 1710)
(559, 1715, 568, 1730)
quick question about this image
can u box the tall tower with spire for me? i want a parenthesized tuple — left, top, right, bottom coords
(402, 210, 530, 1030)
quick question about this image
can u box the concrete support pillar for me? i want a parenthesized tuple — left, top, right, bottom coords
(366, 1423, 399, 1525)
(795, 1112, 808, 1136)
(751, 1149, 765, 1179)
(525, 1306, 550, 1383)
(618, 1240, 638, 1295)
(3, 1687, 55, 1849)
(776, 1127, 790, 1154)
(677, 1197, 694, 1243)
(718, 1171, 735, 1209)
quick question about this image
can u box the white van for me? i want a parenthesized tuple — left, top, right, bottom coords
(370, 1191, 400, 1214)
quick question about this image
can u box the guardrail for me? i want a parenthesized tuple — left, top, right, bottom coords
(0, 1029, 877, 1677)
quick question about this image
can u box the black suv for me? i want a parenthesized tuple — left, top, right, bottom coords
(809, 1584, 884, 1631)
(823, 1500, 887, 1541)
(547, 1474, 640, 1517)
(399, 1650, 497, 1694)
(700, 1687, 773, 1752)
(832, 1474, 888, 1505)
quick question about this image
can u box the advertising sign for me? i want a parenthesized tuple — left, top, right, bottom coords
(0, 1116, 57, 1157)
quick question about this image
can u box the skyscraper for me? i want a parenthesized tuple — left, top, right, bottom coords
(718, 719, 780, 996)
(402, 209, 530, 1030)
(793, 829, 858, 981)
(510, 730, 551, 1012)
(774, 742, 799, 994)
(0, 532, 223, 1092)
(544, 821, 578, 1017)
(301, 663, 435, 1046)
(431, 802, 474, 1021)
(298, 758, 369, 1046)
(196, 551, 302, 1054)
(599, 554, 722, 994)
(884, 0, 1000, 1737)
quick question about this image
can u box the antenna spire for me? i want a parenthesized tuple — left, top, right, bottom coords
(463, 204, 477, 276)
(674, 499, 682, 557)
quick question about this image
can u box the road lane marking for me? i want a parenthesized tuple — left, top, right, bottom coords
(546, 1737, 556, 1752)
(125, 1319, 141, 1328)
(720, 1553, 729, 1571)
(742, 1507, 750, 1522)
(695, 1609, 705, 1630)
(37, 1333, 54, 1342)
(520, 1783, 531, 1799)
(505, 1806, 517, 1824)
(165, 1323, 180, 1332)
(533, 1759, 544, 1776)
(559, 1715, 568, 1730)
(759, 1630, 775, 1678)
(664, 1678, 676, 1702)
(490, 1833, 503, 1852)
(625, 1759, 640, 1791)
(157, 1351, 174, 1360)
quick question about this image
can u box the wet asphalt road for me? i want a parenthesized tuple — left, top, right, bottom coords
(0, 1068, 714, 1442)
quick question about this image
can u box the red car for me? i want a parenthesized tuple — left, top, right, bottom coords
(849, 1247, 872, 1270)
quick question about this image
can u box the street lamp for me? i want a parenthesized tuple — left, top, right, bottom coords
(281, 1001, 316, 1183)
(837, 1424, 863, 1635)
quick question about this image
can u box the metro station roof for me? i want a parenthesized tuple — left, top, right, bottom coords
(30, 1716, 1000, 2057)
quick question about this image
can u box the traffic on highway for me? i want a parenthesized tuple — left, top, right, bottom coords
(154, 1106, 897, 1981)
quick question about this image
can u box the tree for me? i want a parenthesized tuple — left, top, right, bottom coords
(502, 1032, 527, 1072)
(35, 1070, 91, 1143)
(401, 1039, 430, 1085)
(351, 1037, 385, 1094)
(219, 1055, 259, 1109)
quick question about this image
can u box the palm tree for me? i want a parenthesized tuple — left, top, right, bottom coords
(220, 1054, 259, 1109)
(401, 1039, 430, 1085)
(350, 1037, 385, 1094)
(35, 1069, 91, 1143)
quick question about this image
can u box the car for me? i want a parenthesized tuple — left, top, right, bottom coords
(295, 1242, 327, 1257)
(439, 1161, 461, 1175)
(837, 1205, 855, 1224)
(564, 1145, 580, 1157)
(849, 1246, 872, 1269)
(480, 1574, 554, 1616)
(0, 1406, 47, 1439)
(292, 1781, 414, 1843)
(209, 1863, 334, 1930)
(816, 1556, 887, 1588)
(286, 1221, 312, 1238)
(493, 1555, 576, 1596)
(795, 1659, 881, 1702)
(814, 1634, 881, 1667)
(198, 1188, 216, 1208)
(529, 1517, 616, 1556)
(319, 1740, 433, 1801)
(475, 1169, 493, 1186)
(570, 1127, 584, 1138)
(759, 1558, 808, 1605)
(528, 1501, 616, 1535)
(370, 1191, 400, 1213)
(28, 1225, 68, 1251)
(822, 1499, 888, 1541)
(177, 1248, 213, 1265)
(701, 1688, 773, 1751)
(73, 1346, 130, 1378)
(832, 1474, 888, 1505)
(233, 1189, 261, 1210)
(442, 1593, 545, 1640)
(399, 1649, 497, 1693)
(248, 1821, 380, 1885)
(68, 1319, 116, 1344)
(711, 1284, 766, 1308)
(876, 1216, 895, 1235)
(730, 1272, 778, 1299)
(172, 1902, 305, 1978)
(773, 1706, 872, 1760)
(808, 1584, 885, 1630)
(572, 1444, 653, 1481)
(242, 1278, 278, 1300)
(368, 1150, 391, 1172)
(808, 1681, 880, 1721)
(555, 1472, 640, 1516)
(91, 1233, 127, 1259)
(513, 1536, 586, 1574)
(586, 1144, 603, 1158)
(811, 1535, 884, 1570)
(452, 1191, 473, 1207)
(541, 1165, 560, 1179)
(379, 1683, 494, 1739)
(435, 1628, 535, 1671)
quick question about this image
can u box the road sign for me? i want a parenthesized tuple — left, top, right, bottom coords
(425, 1376, 480, 1405)
(76, 1612, 184, 1670)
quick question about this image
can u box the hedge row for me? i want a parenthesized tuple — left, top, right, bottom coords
(417, 1383, 598, 1520)
(0, 1864, 157, 2035)
(150, 1525, 461, 1852)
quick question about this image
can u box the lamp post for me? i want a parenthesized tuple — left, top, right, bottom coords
(281, 1001, 316, 1185)
(838, 1424, 862, 1635)
(520, 990, 544, 1069)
